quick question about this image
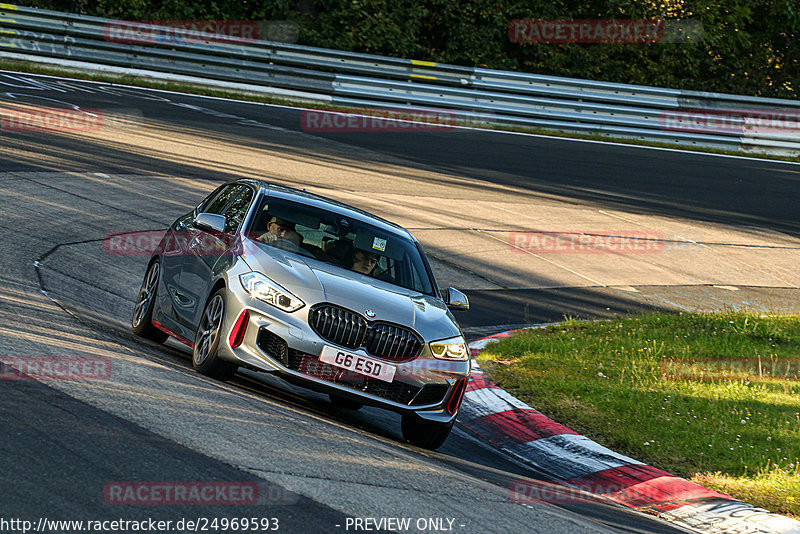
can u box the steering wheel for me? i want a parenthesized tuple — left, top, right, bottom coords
(269, 237, 314, 258)
(272, 237, 303, 253)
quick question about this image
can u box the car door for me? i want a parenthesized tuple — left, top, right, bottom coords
(159, 185, 226, 324)
(177, 184, 255, 330)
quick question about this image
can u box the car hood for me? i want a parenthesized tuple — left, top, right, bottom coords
(242, 242, 461, 341)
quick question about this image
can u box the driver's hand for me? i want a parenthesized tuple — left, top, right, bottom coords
(257, 232, 277, 244)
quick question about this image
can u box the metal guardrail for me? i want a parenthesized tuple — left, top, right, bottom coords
(1, 3, 799, 156)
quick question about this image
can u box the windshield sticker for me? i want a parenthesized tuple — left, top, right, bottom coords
(372, 237, 387, 251)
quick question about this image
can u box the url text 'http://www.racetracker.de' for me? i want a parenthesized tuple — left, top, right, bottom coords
(0, 517, 281, 533)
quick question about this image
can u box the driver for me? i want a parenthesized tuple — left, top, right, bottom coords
(258, 217, 302, 246)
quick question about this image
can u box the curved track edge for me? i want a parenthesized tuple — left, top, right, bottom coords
(462, 331, 800, 534)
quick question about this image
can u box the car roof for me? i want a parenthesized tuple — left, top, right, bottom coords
(238, 179, 416, 241)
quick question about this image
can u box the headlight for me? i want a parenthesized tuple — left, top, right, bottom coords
(239, 272, 305, 312)
(429, 336, 469, 361)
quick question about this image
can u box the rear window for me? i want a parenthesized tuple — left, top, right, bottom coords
(247, 197, 434, 295)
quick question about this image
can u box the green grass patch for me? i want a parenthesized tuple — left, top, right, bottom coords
(692, 464, 800, 518)
(476, 311, 800, 517)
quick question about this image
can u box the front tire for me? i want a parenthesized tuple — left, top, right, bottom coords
(401, 414, 455, 450)
(131, 260, 169, 343)
(193, 287, 238, 381)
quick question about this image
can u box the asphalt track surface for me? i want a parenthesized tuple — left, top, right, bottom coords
(4, 72, 800, 331)
(2, 71, 798, 533)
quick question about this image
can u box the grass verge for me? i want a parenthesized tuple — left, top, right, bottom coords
(476, 312, 800, 517)
(1, 57, 799, 164)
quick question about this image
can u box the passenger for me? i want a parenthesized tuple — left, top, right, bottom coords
(349, 249, 379, 275)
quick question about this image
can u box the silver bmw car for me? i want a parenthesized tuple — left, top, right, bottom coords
(132, 179, 471, 449)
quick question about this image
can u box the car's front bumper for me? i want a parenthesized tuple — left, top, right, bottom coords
(217, 275, 470, 422)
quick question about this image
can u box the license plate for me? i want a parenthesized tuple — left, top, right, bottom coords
(319, 346, 396, 383)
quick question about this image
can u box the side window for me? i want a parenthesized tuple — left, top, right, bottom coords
(196, 185, 226, 214)
(223, 187, 255, 233)
(204, 185, 241, 215)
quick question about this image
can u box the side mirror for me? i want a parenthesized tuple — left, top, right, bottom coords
(194, 212, 226, 233)
(443, 287, 469, 311)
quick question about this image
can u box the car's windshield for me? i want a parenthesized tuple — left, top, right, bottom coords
(247, 196, 435, 296)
